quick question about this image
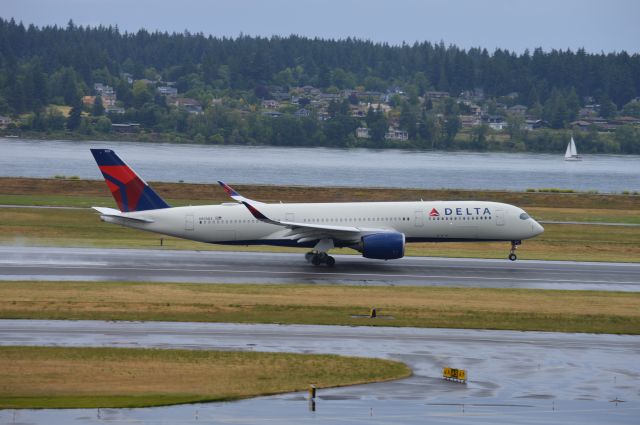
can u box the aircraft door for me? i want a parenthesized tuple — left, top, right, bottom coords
(414, 210, 424, 227)
(496, 209, 505, 226)
(185, 214, 194, 231)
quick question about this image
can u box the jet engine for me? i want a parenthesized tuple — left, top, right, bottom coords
(361, 232, 405, 260)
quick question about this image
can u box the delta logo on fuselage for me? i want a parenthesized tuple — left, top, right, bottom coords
(429, 207, 492, 217)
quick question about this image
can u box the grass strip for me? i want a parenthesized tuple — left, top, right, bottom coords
(0, 346, 410, 409)
(1, 282, 639, 334)
(1, 207, 640, 262)
(2, 177, 640, 209)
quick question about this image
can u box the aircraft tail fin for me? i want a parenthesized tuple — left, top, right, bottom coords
(90, 148, 170, 212)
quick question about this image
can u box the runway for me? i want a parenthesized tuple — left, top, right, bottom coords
(1, 246, 639, 291)
(1, 320, 639, 424)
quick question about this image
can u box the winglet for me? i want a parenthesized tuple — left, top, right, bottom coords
(218, 181, 240, 198)
(217, 181, 265, 205)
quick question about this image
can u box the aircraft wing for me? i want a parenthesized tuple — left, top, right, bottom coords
(240, 201, 384, 244)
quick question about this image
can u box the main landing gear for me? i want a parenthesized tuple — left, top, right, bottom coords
(508, 240, 521, 261)
(305, 238, 336, 267)
(305, 251, 336, 267)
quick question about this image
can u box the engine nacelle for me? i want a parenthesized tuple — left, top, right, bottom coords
(361, 232, 405, 260)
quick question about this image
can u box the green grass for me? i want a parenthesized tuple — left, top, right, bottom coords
(2, 206, 639, 261)
(1, 281, 639, 334)
(0, 346, 410, 409)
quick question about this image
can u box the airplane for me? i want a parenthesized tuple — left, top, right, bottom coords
(90, 148, 544, 266)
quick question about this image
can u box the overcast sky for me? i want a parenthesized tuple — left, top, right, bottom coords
(3, 0, 639, 54)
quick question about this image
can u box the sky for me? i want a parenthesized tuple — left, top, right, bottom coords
(3, 0, 639, 54)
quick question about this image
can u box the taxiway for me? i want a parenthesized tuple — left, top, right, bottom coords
(1, 320, 639, 424)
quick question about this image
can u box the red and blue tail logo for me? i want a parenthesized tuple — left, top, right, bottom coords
(90, 149, 170, 212)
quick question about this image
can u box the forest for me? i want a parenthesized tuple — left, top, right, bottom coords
(1, 18, 639, 153)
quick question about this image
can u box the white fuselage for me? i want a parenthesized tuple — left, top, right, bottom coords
(101, 200, 544, 248)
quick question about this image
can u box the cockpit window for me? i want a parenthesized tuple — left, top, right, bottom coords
(519, 213, 530, 220)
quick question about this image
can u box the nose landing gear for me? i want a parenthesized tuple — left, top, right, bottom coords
(305, 251, 335, 267)
(508, 240, 521, 261)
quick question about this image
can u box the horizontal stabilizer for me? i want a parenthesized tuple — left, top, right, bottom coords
(92, 207, 154, 223)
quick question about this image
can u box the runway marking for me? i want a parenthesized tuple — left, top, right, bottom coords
(1, 264, 638, 285)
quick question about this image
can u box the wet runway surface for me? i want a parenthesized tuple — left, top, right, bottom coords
(1, 320, 639, 424)
(1, 246, 639, 291)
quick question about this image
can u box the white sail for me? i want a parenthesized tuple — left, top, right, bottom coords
(564, 136, 581, 161)
(570, 137, 578, 156)
(564, 141, 573, 159)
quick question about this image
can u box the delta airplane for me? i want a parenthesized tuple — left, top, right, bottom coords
(91, 149, 544, 266)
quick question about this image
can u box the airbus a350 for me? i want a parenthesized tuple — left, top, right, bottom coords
(91, 149, 544, 266)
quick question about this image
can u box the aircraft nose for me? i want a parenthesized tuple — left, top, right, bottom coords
(532, 220, 544, 236)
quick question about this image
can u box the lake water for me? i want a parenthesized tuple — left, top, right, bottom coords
(1, 138, 639, 192)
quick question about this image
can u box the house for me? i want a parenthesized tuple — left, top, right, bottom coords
(82, 96, 97, 107)
(524, 119, 549, 130)
(157, 86, 178, 97)
(356, 91, 384, 101)
(102, 93, 117, 107)
(613, 116, 640, 126)
(578, 107, 597, 118)
(121, 73, 133, 84)
(508, 105, 528, 116)
(385, 127, 409, 141)
(0, 115, 14, 128)
(367, 103, 391, 113)
(105, 106, 125, 114)
(459, 115, 481, 128)
(318, 93, 341, 103)
(570, 120, 592, 131)
(294, 108, 311, 118)
(111, 123, 140, 133)
(174, 98, 203, 114)
(261, 100, 279, 109)
(425, 91, 450, 100)
(356, 127, 371, 139)
(351, 107, 367, 118)
(94, 83, 115, 96)
(317, 110, 330, 121)
(485, 115, 506, 131)
(262, 111, 283, 118)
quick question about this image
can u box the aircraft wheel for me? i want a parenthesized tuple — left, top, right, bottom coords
(311, 255, 322, 266)
(508, 253, 517, 261)
(305, 252, 314, 262)
(326, 256, 336, 267)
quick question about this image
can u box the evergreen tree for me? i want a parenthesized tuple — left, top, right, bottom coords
(92, 95, 105, 116)
(66, 97, 82, 130)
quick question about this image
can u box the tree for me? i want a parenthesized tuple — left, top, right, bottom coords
(92, 96, 105, 116)
(443, 115, 461, 145)
(471, 124, 490, 150)
(95, 116, 112, 133)
(369, 109, 388, 144)
(399, 102, 417, 140)
(622, 100, 640, 118)
(66, 98, 83, 130)
(598, 95, 617, 119)
(506, 113, 525, 141)
(132, 80, 154, 108)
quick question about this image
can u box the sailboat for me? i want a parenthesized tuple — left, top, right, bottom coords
(564, 136, 581, 161)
